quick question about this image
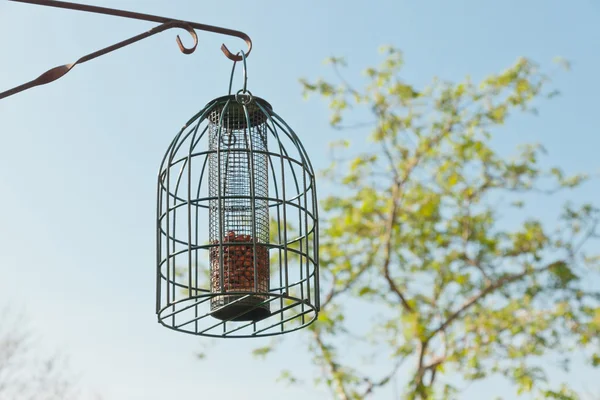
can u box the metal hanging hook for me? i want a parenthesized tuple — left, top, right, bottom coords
(8, 0, 252, 60)
(1, 0, 253, 100)
(234, 50, 253, 105)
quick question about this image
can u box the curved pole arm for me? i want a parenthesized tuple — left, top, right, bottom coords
(0, 21, 198, 100)
(1, 0, 253, 100)
(8, 0, 252, 61)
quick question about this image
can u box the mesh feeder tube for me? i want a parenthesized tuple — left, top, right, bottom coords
(208, 98, 271, 321)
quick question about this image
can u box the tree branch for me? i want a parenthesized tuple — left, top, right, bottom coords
(382, 181, 414, 313)
(428, 262, 559, 340)
(382, 119, 456, 314)
(322, 273, 338, 308)
(322, 243, 381, 308)
(332, 121, 378, 131)
(313, 330, 351, 400)
(361, 360, 403, 398)
(571, 217, 599, 258)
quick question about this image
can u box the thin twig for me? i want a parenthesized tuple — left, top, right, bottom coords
(313, 330, 351, 400)
(428, 261, 560, 340)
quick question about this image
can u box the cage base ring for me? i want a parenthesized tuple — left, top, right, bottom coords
(157, 292, 318, 338)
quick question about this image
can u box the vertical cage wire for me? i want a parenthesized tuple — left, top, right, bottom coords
(156, 94, 319, 338)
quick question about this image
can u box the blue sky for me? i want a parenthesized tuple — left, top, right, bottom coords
(0, 0, 599, 399)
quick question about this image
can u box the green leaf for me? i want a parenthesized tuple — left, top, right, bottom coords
(252, 346, 273, 358)
(553, 56, 571, 71)
(358, 286, 375, 296)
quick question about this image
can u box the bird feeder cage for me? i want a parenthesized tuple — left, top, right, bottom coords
(156, 61, 320, 337)
(3, 0, 320, 339)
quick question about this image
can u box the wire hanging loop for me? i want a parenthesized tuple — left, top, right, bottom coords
(228, 59, 238, 95)
(233, 50, 253, 105)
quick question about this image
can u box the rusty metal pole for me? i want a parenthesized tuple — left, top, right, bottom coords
(1, 0, 253, 100)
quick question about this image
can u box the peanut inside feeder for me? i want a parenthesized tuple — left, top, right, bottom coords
(208, 99, 271, 321)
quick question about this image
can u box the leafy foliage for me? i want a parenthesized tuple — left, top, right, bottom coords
(262, 47, 600, 399)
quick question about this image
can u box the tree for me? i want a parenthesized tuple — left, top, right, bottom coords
(0, 306, 83, 400)
(266, 47, 600, 399)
